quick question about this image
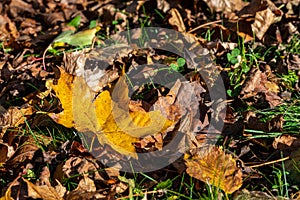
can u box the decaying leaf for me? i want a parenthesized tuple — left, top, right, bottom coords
(0, 105, 33, 136)
(185, 145, 243, 194)
(203, 0, 248, 16)
(65, 175, 106, 199)
(240, 68, 282, 108)
(0, 142, 14, 164)
(272, 134, 300, 150)
(245, 111, 283, 133)
(47, 67, 173, 158)
(233, 189, 273, 200)
(168, 8, 186, 32)
(5, 135, 41, 168)
(285, 149, 300, 185)
(251, 0, 283, 40)
(23, 178, 64, 200)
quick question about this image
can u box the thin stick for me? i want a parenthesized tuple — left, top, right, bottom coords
(42, 44, 52, 70)
(248, 156, 290, 168)
(188, 20, 223, 33)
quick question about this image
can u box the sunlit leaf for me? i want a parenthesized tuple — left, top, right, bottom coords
(0, 185, 13, 200)
(23, 178, 64, 200)
(47, 68, 173, 158)
(184, 145, 243, 194)
(67, 15, 81, 28)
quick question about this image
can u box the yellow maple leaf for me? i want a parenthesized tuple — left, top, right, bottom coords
(47, 67, 173, 158)
(184, 145, 243, 194)
(46, 69, 75, 128)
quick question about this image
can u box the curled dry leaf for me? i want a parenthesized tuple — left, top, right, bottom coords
(203, 0, 248, 17)
(185, 145, 243, 194)
(47, 67, 173, 158)
(0, 142, 14, 163)
(240, 68, 282, 108)
(0, 105, 33, 136)
(168, 8, 186, 32)
(251, 2, 283, 40)
(53, 156, 109, 184)
(5, 135, 41, 168)
(0, 15, 19, 46)
(245, 111, 283, 133)
(273, 134, 297, 149)
(23, 178, 64, 200)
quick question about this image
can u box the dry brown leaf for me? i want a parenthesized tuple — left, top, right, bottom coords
(245, 111, 283, 133)
(76, 175, 97, 193)
(53, 157, 108, 183)
(63, 50, 120, 93)
(66, 176, 106, 200)
(0, 142, 14, 164)
(0, 104, 33, 136)
(203, 0, 248, 17)
(240, 68, 282, 108)
(251, 5, 282, 40)
(168, 8, 186, 32)
(8, 0, 35, 18)
(23, 178, 64, 200)
(273, 134, 297, 149)
(5, 136, 40, 168)
(185, 145, 243, 194)
(0, 14, 19, 46)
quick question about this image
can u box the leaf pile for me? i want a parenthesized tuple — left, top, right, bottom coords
(0, 0, 299, 199)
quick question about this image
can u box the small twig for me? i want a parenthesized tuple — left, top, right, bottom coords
(42, 44, 52, 71)
(248, 156, 290, 168)
(188, 20, 223, 33)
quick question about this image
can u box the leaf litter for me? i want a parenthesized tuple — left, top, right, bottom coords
(0, 0, 299, 199)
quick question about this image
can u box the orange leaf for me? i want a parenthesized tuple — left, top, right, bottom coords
(184, 145, 243, 194)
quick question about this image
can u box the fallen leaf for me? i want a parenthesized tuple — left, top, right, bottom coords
(5, 135, 41, 168)
(65, 175, 107, 199)
(273, 134, 297, 150)
(203, 0, 248, 16)
(63, 50, 119, 93)
(284, 149, 300, 184)
(185, 145, 243, 194)
(270, 132, 300, 156)
(75, 175, 97, 193)
(23, 178, 64, 200)
(168, 8, 186, 32)
(240, 68, 282, 108)
(245, 112, 283, 133)
(0, 185, 13, 200)
(251, 5, 282, 40)
(0, 104, 33, 136)
(51, 26, 100, 48)
(46, 69, 75, 129)
(233, 189, 273, 199)
(0, 142, 14, 163)
(47, 68, 173, 157)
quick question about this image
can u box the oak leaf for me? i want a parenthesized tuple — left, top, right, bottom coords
(184, 145, 243, 194)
